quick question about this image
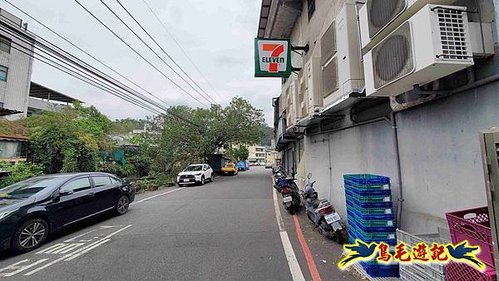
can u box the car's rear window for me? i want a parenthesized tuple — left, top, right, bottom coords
(184, 165, 203, 171)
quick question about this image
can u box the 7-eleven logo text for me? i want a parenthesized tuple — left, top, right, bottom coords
(260, 42, 287, 73)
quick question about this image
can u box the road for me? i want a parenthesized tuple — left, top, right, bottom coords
(0, 167, 295, 280)
(0, 167, 360, 281)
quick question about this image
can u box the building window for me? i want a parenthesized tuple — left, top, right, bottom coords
(307, 0, 316, 21)
(0, 66, 8, 81)
(0, 36, 11, 53)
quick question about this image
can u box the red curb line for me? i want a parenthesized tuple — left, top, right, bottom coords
(293, 214, 322, 281)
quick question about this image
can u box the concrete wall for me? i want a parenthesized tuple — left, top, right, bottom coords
(305, 120, 400, 222)
(397, 85, 498, 233)
(280, 0, 498, 235)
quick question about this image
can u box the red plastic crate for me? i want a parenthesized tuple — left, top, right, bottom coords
(446, 206, 495, 269)
(446, 262, 497, 281)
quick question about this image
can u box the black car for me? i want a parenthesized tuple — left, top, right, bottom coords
(0, 172, 135, 253)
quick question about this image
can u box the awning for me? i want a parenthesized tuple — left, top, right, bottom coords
(257, 0, 302, 39)
(29, 82, 82, 104)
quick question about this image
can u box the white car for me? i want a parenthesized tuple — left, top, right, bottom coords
(177, 164, 214, 186)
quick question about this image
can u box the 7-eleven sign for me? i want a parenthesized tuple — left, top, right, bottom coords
(255, 38, 292, 78)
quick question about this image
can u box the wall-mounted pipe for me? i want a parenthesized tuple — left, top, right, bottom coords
(390, 111, 404, 226)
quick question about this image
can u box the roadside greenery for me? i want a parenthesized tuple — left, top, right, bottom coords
(0, 97, 265, 189)
(28, 102, 112, 174)
(227, 145, 249, 161)
(136, 97, 265, 176)
(0, 162, 44, 187)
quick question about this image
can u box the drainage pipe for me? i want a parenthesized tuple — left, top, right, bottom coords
(390, 111, 404, 226)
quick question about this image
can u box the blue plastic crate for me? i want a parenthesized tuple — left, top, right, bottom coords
(350, 208, 395, 221)
(356, 223, 397, 233)
(347, 196, 393, 209)
(349, 210, 397, 229)
(345, 189, 392, 204)
(344, 174, 390, 185)
(349, 221, 397, 245)
(345, 183, 392, 196)
(360, 262, 400, 278)
(346, 200, 394, 216)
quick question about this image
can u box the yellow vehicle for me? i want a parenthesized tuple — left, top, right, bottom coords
(221, 162, 238, 176)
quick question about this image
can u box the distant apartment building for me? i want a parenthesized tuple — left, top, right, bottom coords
(0, 9, 35, 120)
(248, 145, 266, 164)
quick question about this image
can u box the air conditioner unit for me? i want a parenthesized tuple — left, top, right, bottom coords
(322, 3, 364, 107)
(294, 70, 306, 120)
(279, 81, 291, 116)
(360, 0, 458, 51)
(364, 4, 473, 97)
(305, 57, 322, 116)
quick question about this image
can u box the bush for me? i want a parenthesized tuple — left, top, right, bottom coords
(131, 173, 174, 193)
(0, 162, 44, 188)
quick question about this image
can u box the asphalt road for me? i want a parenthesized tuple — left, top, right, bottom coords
(0, 167, 300, 281)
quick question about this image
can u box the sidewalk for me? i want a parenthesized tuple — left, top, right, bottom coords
(292, 209, 362, 281)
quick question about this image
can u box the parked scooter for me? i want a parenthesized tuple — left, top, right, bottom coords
(303, 173, 345, 244)
(272, 168, 301, 214)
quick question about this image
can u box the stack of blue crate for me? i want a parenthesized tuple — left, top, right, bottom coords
(344, 174, 400, 278)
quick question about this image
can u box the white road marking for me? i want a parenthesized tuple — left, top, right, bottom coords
(101, 224, 132, 240)
(36, 243, 66, 254)
(23, 256, 67, 276)
(273, 186, 305, 281)
(0, 259, 48, 277)
(64, 229, 97, 242)
(133, 188, 183, 204)
(22, 225, 132, 277)
(64, 239, 110, 261)
(53, 243, 84, 254)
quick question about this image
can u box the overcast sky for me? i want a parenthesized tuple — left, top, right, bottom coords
(1, 0, 280, 125)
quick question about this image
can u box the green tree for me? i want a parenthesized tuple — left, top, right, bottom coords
(227, 145, 249, 161)
(141, 97, 264, 175)
(111, 118, 147, 134)
(28, 103, 112, 174)
(0, 162, 44, 188)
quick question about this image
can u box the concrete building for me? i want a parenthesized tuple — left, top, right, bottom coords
(258, 0, 499, 235)
(265, 149, 279, 167)
(248, 145, 266, 164)
(0, 9, 34, 120)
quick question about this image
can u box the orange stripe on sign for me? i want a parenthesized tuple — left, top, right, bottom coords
(293, 215, 322, 281)
(262, 44, 280, 51)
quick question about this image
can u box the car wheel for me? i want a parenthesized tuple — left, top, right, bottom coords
(115, 195, 130, 215)
(12, 218, 49, 253)
(200, 176, 205, 185)
(210, 175, 214, 182)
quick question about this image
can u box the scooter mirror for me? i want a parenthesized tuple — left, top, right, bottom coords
(307, 173, 312, 179)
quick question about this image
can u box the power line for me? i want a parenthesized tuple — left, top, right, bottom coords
(99, 0, 214, 105)
(0, 26, 162, 115)
(141, 0, 223, 102)
(0, 18, 205, 128)
(3, 0, 180, 111)
(9, 42, 161, 115)
(114, 0, 217, 105)
(73, 0, 208, 107)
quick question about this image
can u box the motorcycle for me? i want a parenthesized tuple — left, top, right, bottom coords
(273, 169, 301, 214)
(280, 183, 301, 215)
(303, 173, 345, 244)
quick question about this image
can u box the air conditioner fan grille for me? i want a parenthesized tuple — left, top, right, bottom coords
(367, 0, 406, 38)
(373, 22, 413, 89)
